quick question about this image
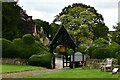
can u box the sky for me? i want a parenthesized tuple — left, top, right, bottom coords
(18, 0, 119, 31)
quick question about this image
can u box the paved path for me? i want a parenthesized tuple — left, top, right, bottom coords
(1, 69, 63, 78)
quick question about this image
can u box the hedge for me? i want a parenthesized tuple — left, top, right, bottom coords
(2, 34, 49, 59)
(2, 38, 19, 58)
(92, 48, 110, 59)
(28, 54, 53, 69)
(22, 34, 35, 44)
(117, 55, 120, 65)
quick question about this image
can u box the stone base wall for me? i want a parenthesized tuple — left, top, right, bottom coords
(1, 58, 28, 65)
(86, 59, 103, 69)
(86, 59, 118, 69)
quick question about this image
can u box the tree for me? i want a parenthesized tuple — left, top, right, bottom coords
(112, 23, 120, 45)
(93, 38, 109, 46)
(53, 3, 109, 45)
(50, 23, 60, 40)
(2, 2, 35, 40)
(113, 23, 120, 32)
(2, 2, 22, 40)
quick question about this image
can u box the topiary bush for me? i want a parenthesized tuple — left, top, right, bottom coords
(28, 54, 53, 69)
(22, 34, 35, 45)
(2, 34, 50, 59)
(12, 37, 42, 59)
(2, 38, 19, 58)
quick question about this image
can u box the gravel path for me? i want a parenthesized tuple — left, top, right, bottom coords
(1, 69, 63, 78)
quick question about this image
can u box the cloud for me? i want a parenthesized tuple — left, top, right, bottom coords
(18, 0, 119, 30)
(93, 0, 118, 9)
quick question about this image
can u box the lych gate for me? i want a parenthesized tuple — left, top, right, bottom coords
(49, 25, 77, 69)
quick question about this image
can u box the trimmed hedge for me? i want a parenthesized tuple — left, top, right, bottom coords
(2, 38, 19, 58)
(2, 34, 49, 59)
(22, 34, 35, 44)
(28, 54, 53, 69)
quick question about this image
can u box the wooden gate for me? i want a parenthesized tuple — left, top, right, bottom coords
(63, 55, 71, 68)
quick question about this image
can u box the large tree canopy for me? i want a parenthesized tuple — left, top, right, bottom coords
(2, 2, 22, 40)
(53, 3, 109, 45)
(2, 2, 35, 40)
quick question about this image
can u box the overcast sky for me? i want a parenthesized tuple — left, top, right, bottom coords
(18, 0, 119, 31)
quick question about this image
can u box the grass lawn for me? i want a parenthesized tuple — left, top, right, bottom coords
(27, 68, 118, 78)
(1, 64, 45, 74)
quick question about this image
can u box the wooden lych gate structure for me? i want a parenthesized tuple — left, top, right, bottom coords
(49, 25, 77, 69)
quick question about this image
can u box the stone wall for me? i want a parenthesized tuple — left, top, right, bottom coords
(2, 58, 28, 65)
(86, 59, 118, 69)
(86, 59, 103, 69)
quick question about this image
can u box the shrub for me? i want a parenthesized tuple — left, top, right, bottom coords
(2, 34, 49, 59)
(12, 38, 22, 45)
(92, 48, 110, 59)
(117, 55, 120, 65)
(103, 42, 120, 58)
(86, 46, 98, 58)
(28, 54, 53, 69)
(66, 48, 74, 55)
(93, 38, 109, 46)
(13, 38, 42, 59)
(22, 34, 35, 44)
(2, 38, 19, 58)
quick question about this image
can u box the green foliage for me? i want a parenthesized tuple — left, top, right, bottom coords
(2, 34, 49, 59)
(117, 55, 120, 65)
(93, 38, 109, 47)
(105, 42, 120, 58)
(92, 47, 110, 59)
(2, 38, 19, 58)
(113, 32, 120, 45)
(22, 34, 35, 44)
(86, 46, 98, 58)
(28, 54, 53, 69)
(50, 23, 60, 40)
(54, 3, 109, 45)
(66, 48, 74, 55)
(12, 34, 48, 59)
(77, 44, 88, 53)
(2, 2, 35, 40)
(2, 2, 22, 40)
(87, 42, 120, 59)
(113, 23, 120, 32)
(93, 23, 109, 40)
(112, 23, 120, 45)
